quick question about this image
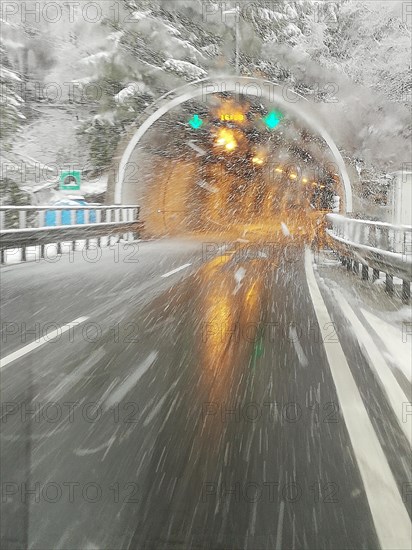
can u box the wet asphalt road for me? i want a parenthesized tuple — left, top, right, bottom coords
(0, 237, 411, 550)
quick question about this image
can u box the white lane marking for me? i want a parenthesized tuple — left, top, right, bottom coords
(0, 316, 89, 370)
(275, 500, 285, 550)
(304, 248, 412, 550)
(103, 351, 158, 409)
(161, 263, 191, 278)
(332, 288, 411, 445)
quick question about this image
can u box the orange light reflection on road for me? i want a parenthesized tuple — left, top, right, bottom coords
(198, 254, 263, 406)
(200, 266, 235, 375)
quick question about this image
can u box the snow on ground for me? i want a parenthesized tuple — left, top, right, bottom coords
(361, 308, 411, 382)
(4, 103, 109, 204)
(11, 105, 90, 187)
(314, 249, 411, 388)
(79, 173, 108, 195)
(373, 273, 405, 287)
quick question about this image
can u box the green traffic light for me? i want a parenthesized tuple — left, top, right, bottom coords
(263, 111, 283, 130)
(188, 114, 203, 129)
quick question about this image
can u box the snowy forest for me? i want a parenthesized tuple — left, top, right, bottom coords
(1, 0, 411, 207)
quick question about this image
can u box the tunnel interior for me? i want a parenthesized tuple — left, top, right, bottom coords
(121, 92, 342, 240)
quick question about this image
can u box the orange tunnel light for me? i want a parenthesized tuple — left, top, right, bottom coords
(214, 128, 237, 152)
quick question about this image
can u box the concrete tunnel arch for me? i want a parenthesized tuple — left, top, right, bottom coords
(111, 76, 352, 213)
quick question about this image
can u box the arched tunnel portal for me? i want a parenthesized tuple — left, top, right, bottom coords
(107, 77, 352, 237)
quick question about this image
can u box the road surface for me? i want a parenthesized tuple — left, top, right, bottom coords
(1, 236, 411, 549)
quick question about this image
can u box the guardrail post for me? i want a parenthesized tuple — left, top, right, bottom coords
(388, 228, 394, 252)
(96, 210, 101, 247)
(385, 273, 394, 296)
(381, 227, 389, 250)
(56, 210, 62, 255)
(137, 207, 142, 240)
(404, 233, 412, 262)
(393, 229, 401, 254)
(362, 264, 368, 280)
(69, 210, 76, 251)
(19, 211, 26, 229)
(120, 208, 125, 240)
(114, 209, 120, 243)
(369, 225, 376, 247)
(38, 210, 45, 228)
(55, 211, 62, 254)
(359, 224, 366, 246)
(402, 281, 410, 304)
(107, 209, 112, 245)
(126, 208, 132, 241)
(19, 211, 27, 261)
(84, 209, 90, 249)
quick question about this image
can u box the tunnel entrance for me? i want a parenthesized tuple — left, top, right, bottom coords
(108, 77, 351, 237)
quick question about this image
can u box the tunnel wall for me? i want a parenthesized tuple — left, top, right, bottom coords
(117, 147, 198, 236)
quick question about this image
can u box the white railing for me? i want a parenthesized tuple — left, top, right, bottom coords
(0, 205, 139, 230)
(326, 214, 412, 302)
(326, 214, 411, 254)
(0, 205, 143, 263)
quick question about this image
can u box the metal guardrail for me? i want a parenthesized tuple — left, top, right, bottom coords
(0, 205, 143, 263)
(326, 214, 412, 302)
(0, 205, 140, 229)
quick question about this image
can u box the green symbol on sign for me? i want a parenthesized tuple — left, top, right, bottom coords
(263, 111, 283, 130)
(188, 114, 203, 129)
(59, 170, 81, 190)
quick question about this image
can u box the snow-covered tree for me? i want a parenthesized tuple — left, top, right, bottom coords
(0, 43, 25, 148)
(1, 0, 410, 196)
(324, 0, 411, 107)
(75, 0, 227, 170)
